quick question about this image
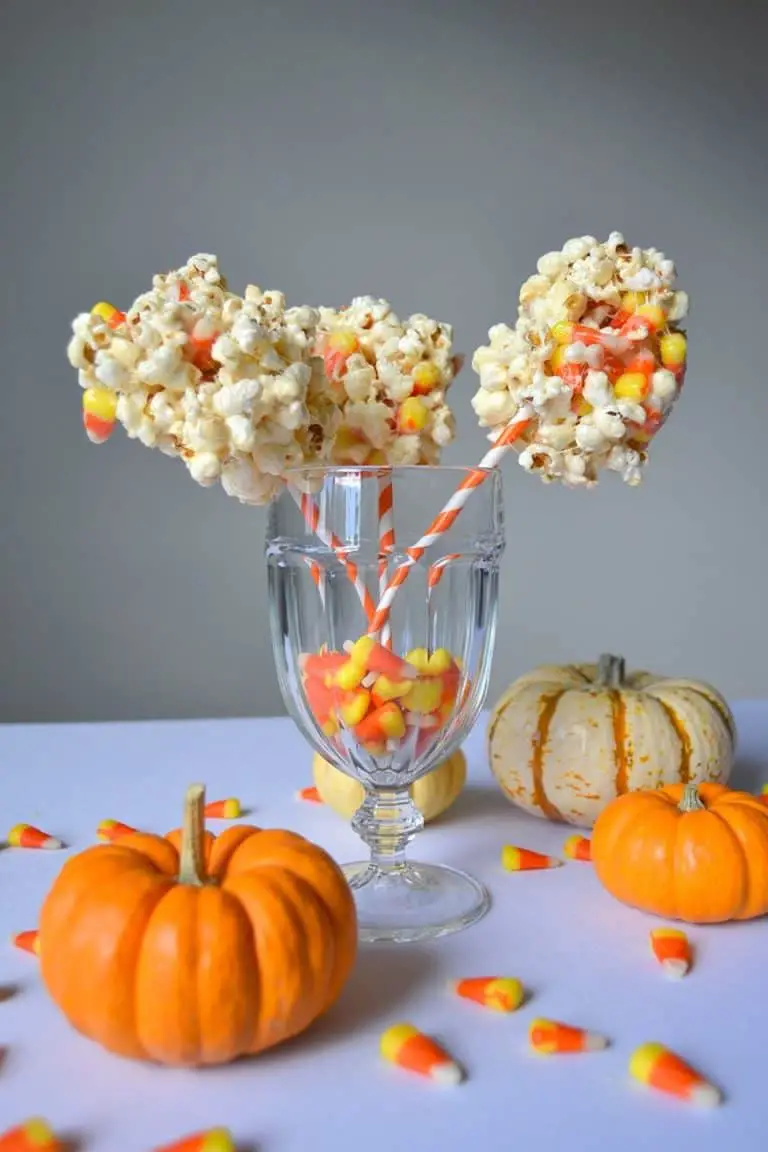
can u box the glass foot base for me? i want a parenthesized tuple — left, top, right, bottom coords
(342, 860, 491, 943)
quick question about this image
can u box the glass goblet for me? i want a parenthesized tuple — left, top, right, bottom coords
(266, 465, 504, 942)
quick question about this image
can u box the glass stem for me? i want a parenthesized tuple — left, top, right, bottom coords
(351, 787, 424, 872)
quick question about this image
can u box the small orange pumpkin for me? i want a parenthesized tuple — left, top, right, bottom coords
(592, 782, 768, 923)
(39, 784, 357, 1066)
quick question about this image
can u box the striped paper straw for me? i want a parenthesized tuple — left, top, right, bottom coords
(289, 486, 377, 623)
(368, 412, 532, 636)
(377, 471, 395, 648)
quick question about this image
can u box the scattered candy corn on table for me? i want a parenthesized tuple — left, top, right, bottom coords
(2, 704, 768, 1151)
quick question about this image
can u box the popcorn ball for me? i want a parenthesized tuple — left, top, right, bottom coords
(67, 254, 326, 505)
(471, 233, 688, 487)
(314, 296, 460, 467)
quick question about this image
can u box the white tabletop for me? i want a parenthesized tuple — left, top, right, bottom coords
(1, 703, 767, 1152)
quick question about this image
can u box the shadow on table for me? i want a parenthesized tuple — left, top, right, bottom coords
(432, 783, 510, 827)
(731, 749, 767, 793)
(260, 944, 439, 1066)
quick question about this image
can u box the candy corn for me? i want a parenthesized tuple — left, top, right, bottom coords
(629, 1042, 721, 1107)
(398, 396, 429, 433)
(7, 824, 62, 850)
(0, 1117, 61, 1151)
(563, 834, 591, 862)
(91, 300, 125, 329)
(204, 798, 241, 819)
(380, 1023, 463, 1085)
(11, 931, 39, 956)
(97, 818, 137, 842)
(348, 636, 417, 681)
(452, 977, 524, 1013)
(323, 329, 359, 379)
(296, 786, 324, 803)
(82, 385, 118, 443)
(649, 928, 691, 978)
(501, 845, 561, 872)
(152, 1129, 235, 1152)
(529, 1018, 608, 1055)
(412, 362, 442, 395)
(355, 701, 407, 744)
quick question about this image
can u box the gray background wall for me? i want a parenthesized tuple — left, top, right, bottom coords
(1, 0, 766, 724)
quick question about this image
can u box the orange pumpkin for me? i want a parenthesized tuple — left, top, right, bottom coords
(592, 782, 768, 923)
(39, 784, 357, 1066)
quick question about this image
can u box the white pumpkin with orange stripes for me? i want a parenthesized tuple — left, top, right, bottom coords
(487, 654, 735, 829)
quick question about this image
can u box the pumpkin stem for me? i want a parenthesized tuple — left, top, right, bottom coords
(678, 783, 706, 812)
(596, 653, 626, 688)
(178, 782, 206, 886)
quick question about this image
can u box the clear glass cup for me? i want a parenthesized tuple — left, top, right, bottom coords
(266, 465, 504, 942)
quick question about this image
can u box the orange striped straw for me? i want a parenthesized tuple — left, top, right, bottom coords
(290, 487, 376, 622)
(377, 471, 395, 648)
(368, 413, 531, 635)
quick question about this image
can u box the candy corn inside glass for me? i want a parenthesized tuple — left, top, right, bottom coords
(267, 465, 504, 942)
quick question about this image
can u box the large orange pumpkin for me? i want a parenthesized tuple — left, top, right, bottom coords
(592, 782, 768, 923)
(39, 784, 357, 1066)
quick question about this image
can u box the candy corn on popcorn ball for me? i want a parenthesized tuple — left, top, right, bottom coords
(300, 639, 464, 757)
(471, 233, 688, 487)
(315, 297, 458, 466)
(68, 254, 325, 505)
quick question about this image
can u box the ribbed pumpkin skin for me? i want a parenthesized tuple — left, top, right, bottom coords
(592, 783, 768, 923)
(312, 750, 466, 822)
(39, 824, 357, 1066)
(488, 659, 735, 828)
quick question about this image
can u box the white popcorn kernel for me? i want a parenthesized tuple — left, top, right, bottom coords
(616, 400, 646, 425)
(537, 251, 568, 278)
(187, 451, 222, 486)
(471, 389, 518, 426)
(344, 363, 377, 401)
(519, 274, 551, 303)
(594, 406, 626, 442)
(564, 341, 588, 364)
(541, 420, 577, 451)
(478, 362, 509, 390)
(562, 237, 591, 262)
(668, 291, 689, 321)
(93, 352, 130, 391)
(622, 267, 659, 292)
(651, 369, 678, 405)
(226, 414, 256, 452)
(519, 443, 555, 474)
(575, 421, 607, 452)
(213, 379, 262, 418)
(221, 458, 278, 505)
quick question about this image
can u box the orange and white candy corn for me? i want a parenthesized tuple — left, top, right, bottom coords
(296, 785, 324, 804)
(348, 636, 418, 682)
(152, 1128, 235, 1152)
(629, 1042, 721, 1107)
(452, 977, 524, 1013)
(0, 1117, 60, 1151)
(649, 928, 691, 979)
(529, 1018, 608, 1055)
(97, 818, 137, 842)
(380, 1023, 463, 1085)
(11, 930, 39, 956)
(322, 329, 359, 379)
(7, 824, 62, 850)
(82, 385, 118, 443)
(204, 798, 241, 819)
(563, 834, 591, 862)
(502, 845, 561, 872)
(355, 701, 407, 744)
